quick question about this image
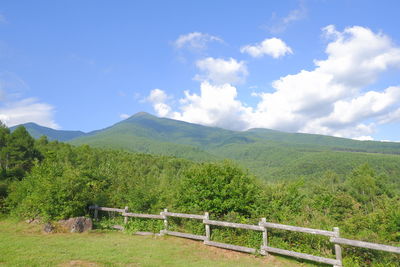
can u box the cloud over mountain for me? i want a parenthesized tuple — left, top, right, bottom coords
(150, 26, 400, 140)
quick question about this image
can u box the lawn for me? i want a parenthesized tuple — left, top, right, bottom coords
(0, 219, 302, 267)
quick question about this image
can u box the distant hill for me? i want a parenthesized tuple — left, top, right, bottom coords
(72, 112, 400, 154)
(10, 123, 86, 142)
(12, 112, 400, 182)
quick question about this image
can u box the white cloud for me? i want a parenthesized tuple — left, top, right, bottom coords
(241, 38, 293, 58)
(268, 1, 307, 33)
(378, 107, 400, 124)
(0, 73, 58, 129)
(119, 113, 130, 119)
(194, 57, 248, 85)
(319, 86, 400, 128)
(172, 82, 251, 131)
(353, 136, 374, 141)
(317, 25, 400, 88)
(0, 98, 59, 129)
(243, 26, 400, 137)
(150, 26, 400, 140)
(147, 89, 172, 117)
(174, 32, 223, 51)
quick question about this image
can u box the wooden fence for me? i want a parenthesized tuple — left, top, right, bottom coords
(89, 205, 400, 267)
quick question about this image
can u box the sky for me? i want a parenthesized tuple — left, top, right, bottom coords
(1, 0, 400, 141)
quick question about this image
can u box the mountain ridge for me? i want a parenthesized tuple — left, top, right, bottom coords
(11, 111, 400, 152)
(10, 112, 400, 182)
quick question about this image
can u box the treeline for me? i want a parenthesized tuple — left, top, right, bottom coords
(0, 124, 399, 266)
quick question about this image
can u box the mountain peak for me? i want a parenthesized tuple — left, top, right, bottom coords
(129, 112, 155, 119)
(133, 111, 150, 116)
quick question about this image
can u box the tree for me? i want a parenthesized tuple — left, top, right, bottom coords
(176, 161, 260, 217)
(5, 126, 41, 180)
(345, 164, 378, 212)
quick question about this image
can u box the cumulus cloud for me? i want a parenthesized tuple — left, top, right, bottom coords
(171, 82, 251, 130)
(194, 57, 248, 85)
(0, 98, 59, 128)
(317, 25, 400, 87)
(378, 107, 400, 124)
(174, 32, 223, 51)
(241, 38, 293, 58)
(150, 26, 400, 140)
(245, 25, 400, 138)
(147, 89, 172, 117)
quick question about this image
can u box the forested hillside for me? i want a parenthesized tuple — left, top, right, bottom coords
(1, 122, 399, 266)
(16, 112, 400, 183)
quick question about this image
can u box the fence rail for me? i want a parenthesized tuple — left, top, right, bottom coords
(204, 219, 264, 231)
(89, 205, 400, 267)
(259, 221, 335, 237)
(204, 240, 257, 254)
(330, 237, 400, 254)
(123, 212, 164, 220)
(163, 211, 205, 220)
(261, 246, 341, 266)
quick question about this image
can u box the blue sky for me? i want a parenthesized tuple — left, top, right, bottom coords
(1, 0, 400, 141)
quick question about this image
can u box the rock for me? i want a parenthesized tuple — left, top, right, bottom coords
(58, 217, 93, 233)
(43, 222, 54, 233)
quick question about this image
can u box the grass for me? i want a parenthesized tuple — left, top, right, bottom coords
(0, 218, 304, 267)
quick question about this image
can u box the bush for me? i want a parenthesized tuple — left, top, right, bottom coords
(6, 160, 108, 221)
(175, 161, 261, 217)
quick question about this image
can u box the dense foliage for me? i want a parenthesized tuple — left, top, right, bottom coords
(1, 124, 400, 266)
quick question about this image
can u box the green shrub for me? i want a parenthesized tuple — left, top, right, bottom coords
(175, 161, 261, 217)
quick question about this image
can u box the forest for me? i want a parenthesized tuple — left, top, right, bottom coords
(1, 122, 399, 266)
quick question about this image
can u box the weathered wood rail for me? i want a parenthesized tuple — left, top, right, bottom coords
(89, 205, 400, 266)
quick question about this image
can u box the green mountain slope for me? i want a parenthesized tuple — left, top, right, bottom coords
(12, 112, 400, 182)
(10, 123, 86, 142)
(244, 128, 400, 154)
(70, 113, 220, 161)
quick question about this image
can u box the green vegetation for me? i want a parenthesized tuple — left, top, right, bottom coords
(1, 122, 399, 266)
(1, 219, 294, 267)
(18, 113, 400, 181)
(41, 112, 400, 183)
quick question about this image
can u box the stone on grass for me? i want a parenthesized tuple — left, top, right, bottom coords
(58, 217, 93, 233)
(43, 222, 54, 233)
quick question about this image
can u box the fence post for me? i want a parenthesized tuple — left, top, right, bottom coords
(205, 212, 210, 241)
(94, 204, 98, 221)
(161, 208, 168, 235)
(124, 206, 129, 225)
(260, 218, 268, 256)
(333, 227, 342, 267)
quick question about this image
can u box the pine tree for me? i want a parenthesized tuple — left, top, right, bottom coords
(6, 126, 40, 180)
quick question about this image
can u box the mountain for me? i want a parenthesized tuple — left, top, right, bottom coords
(69, 112, 223, 161)
(72, 112, 400, 154)
(11, 112, 400, 182)
(10, 122, 86, 142)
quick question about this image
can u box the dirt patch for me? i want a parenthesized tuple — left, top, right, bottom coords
(59, 260, 102, 267)
(166, 236, 300, 266)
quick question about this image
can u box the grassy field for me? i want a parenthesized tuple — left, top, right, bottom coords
(0, 218, 304, 267)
